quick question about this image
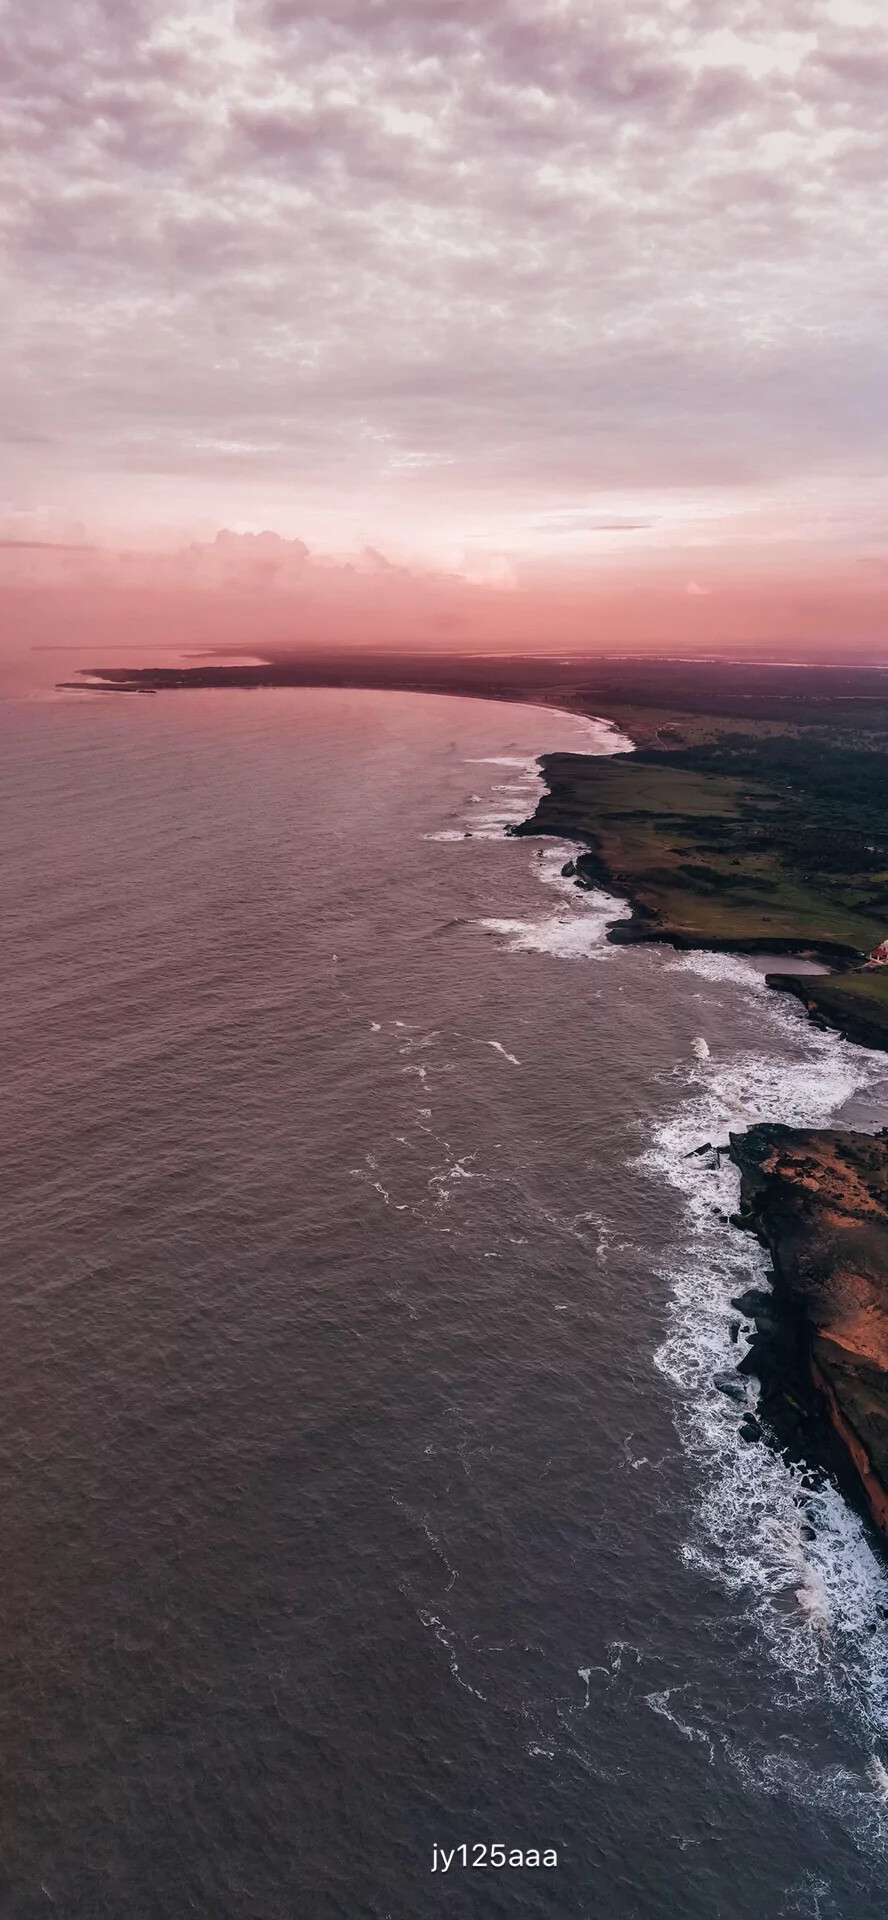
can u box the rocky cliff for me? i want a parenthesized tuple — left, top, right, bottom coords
(729, 1125, 888, 1534)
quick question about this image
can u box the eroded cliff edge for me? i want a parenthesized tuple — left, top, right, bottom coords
(729, 1126, 888, 1534)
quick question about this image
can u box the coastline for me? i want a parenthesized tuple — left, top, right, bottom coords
(729, 1126, 888, 1538)
(511, 748, 888, 974)
(67, 655, 888, 1542)
(60, 655, 888, 1045)
(515, 749, 888, 1544)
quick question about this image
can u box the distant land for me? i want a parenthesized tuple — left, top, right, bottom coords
(62, 648, 888, 724)
(67, 652, 888, 1038)
(67, 650, 888, 1535)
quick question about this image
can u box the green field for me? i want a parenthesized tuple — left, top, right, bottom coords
(529, 730, 888, 957)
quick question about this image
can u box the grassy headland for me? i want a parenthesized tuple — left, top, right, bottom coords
(516, 726, 888, 969)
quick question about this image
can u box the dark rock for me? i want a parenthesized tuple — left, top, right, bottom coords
(729, 1123, 888, 1536)
(714, 1372, 747, 1402)
(686, 1142, 719, 1168)
(561, 859, 576, 877)
(739, 1416, 762, 1443)
(731, 1287, 773, 1317)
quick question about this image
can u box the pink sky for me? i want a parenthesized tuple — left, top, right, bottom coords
(2, 0, 888, 673)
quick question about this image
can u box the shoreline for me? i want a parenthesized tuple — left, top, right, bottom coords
(68, 656, 888, 1541)
(729, 1125, 888, 1540)
(511, 749, 887, 977)
(514, 753, 888, 1544)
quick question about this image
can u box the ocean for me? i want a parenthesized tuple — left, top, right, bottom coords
(3, 684, 888, 1918)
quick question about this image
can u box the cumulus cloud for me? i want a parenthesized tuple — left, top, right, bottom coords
(0, 0, 886, 540)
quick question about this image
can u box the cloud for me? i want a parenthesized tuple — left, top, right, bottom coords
(0, 536, 96, 549)
(0, 524, 488, 656)
(0, 0, 886, 539)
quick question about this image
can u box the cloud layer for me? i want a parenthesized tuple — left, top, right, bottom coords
(2, 0, 887, 555)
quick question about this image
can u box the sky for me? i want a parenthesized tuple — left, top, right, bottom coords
(2, 0, 888, 670)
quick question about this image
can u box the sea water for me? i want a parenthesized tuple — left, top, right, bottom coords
(2, 685, 888, 1918)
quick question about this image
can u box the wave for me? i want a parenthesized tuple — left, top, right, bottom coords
(479, 838, 628, 958)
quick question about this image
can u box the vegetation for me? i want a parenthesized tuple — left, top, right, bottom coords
(72, 651, 888, 1014)
(530, 731, 888, 955)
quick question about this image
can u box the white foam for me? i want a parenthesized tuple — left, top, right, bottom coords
(485, 1040, 521, 1066)
(664, 950, 775, 990)
(645, 1689, 716, 1763)
(416, 1609, 485, 1699)
(442, 715, 628, 856)
(584, 715, 635, 755)
(479, 898, 623, 959)
(479, 840, 628, 958)
(472, 815, 529, 834)
(465, 755, 537, 767)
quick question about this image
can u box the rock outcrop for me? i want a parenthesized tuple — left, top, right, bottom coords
(729, 1124, 888, 1534)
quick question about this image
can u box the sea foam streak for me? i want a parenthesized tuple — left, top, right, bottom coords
(642, 959, 888, 1836)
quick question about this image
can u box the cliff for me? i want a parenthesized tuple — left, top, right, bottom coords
(729, 1125, 888, 1534)
(765, 969, 888, 1053)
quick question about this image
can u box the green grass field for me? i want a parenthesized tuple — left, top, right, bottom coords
(533, 739, 888, 956)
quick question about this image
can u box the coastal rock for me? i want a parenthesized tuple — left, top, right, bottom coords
(729, 1125, 888, 1535)
(730, 1287, 773, 1317)
(714, 1372, 748, 1403)
(766, 971, 888, 1054)
(685, 1141, 720, 1169)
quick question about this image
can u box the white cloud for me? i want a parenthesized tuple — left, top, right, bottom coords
(1, 0, 886, 542)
